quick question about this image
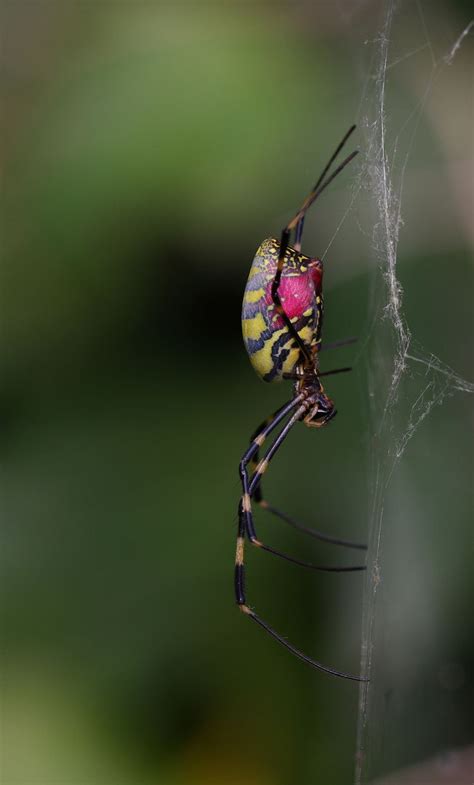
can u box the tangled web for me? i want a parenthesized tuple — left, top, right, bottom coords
(339, 2, 474, 782)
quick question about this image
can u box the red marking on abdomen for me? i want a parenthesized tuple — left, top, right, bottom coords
(264, 272, 315, 329)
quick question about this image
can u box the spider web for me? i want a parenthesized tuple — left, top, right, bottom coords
(329, 2, 474, 782)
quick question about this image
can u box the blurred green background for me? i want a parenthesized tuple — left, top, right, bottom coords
(2, 2, 472, 784)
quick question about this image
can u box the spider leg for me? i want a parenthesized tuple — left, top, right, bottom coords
(320, 336, 358, 352)
(240, 405, 366, 571)
(256, 501, 366, 551)
(286, 146, 359, 234)
(235, 394, 304, 604)
(248, 398, 367, 552)
(293, 125, 357, 252)
(244, 608, 368, 681)
(235, 403, 367, 680)
(283, 367, 353, 380)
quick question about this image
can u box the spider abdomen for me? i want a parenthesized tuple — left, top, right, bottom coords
(242, 238, 323, 382)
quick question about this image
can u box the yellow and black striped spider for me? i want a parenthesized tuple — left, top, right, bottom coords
(235, 126, 367, 680)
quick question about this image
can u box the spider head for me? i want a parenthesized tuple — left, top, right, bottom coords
(304, 392, 337, 428)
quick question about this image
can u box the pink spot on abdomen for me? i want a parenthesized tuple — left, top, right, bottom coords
(264, 271, 316, 329)
(278, 275, 314, 318)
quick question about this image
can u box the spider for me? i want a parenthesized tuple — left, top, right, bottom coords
(235, 126, 367, 681)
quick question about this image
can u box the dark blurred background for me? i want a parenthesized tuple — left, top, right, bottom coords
(2, 2, 472, 783)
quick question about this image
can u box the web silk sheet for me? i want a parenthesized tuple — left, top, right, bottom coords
(328, 2, 474, 782)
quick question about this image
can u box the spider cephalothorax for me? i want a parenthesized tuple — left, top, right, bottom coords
(235, 126, 368, 681)
(300, 385, 336, 427)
